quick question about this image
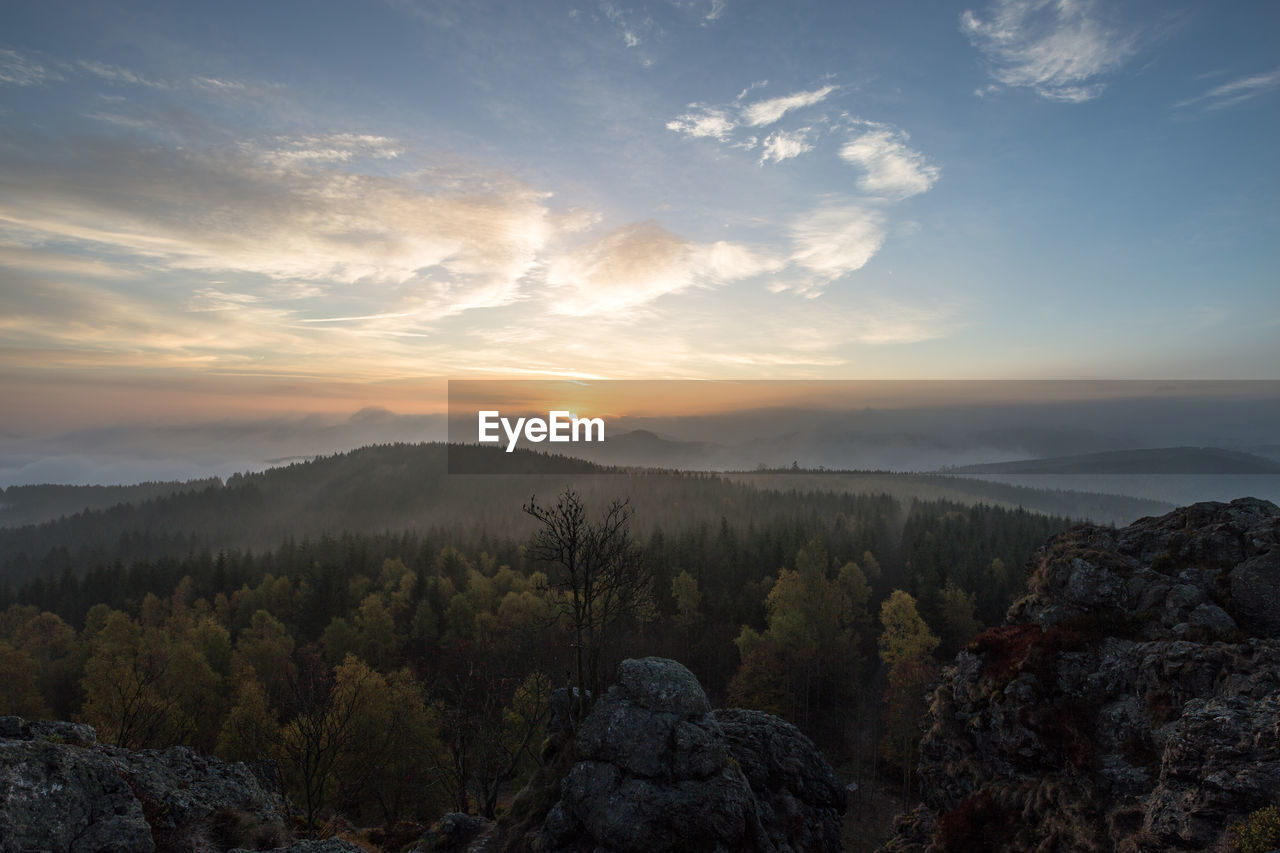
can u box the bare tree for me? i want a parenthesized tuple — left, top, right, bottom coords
(523, 489, 649, 716)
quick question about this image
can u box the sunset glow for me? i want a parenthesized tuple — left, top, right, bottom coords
(2, 1, 1278, 481)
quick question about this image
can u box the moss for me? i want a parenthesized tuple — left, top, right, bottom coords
(971, 624, 1044, 683)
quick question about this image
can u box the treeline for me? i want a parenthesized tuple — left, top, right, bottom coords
(0, 490, 1071, 835)
(0, 443, 1150, 590)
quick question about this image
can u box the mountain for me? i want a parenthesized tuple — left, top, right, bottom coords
(880, 498, 1280, 852)
(0, 480, 221, 528)
(948, 446, 1280, 475)
(0, 443, 1174, 590)
(542, 428, 727, 470)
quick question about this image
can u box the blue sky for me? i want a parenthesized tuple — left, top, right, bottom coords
(1, 0, 1278, 438)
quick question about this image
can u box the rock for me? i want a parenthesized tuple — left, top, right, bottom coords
(713, 709, 846, 852)
(546, 687, 590, 735)
(616, 656, 711, 718)
(1, 716, 288, 853)
(880, 498, 1280, 853)
(106, 744, 286, 844)
(411, 811, 493, 852)
(537, 657, 844, 853)
(0, 734, 155, 853)
(1231, 551, 1280, 636)
(234, 841, 366, 853)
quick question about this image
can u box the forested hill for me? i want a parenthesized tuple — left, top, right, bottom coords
(0, 443, 1169, 590)
(0, 442, 1138, 845)
(0, 479, 223, 528)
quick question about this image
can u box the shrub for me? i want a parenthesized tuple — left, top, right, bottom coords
(1231, 805, 1280, 853)
(970, 624, 1043, 682)
(936, 789, 1014, 853)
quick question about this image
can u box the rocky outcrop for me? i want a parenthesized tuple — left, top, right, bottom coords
(538, 657, 844, 853)
(1, 716, 288, 852)
(231, 842, 365, 853)
(881, 497, 1280, 852)
(411, 812, 494, 852)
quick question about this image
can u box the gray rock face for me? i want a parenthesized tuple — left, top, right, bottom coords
(0, 734, 155, 853)
(713, 709, 847, 853)
(880, 498, 1280, 853)
(107, 744, 285, 842)
(540, 657, 844, 853)
(233, 842, 366, 853)
(411, 812, 493, 852)
(1, 716, 287, 853)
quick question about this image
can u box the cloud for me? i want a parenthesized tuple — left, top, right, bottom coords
(666, 105, 737, 140)
(961, 0, 1136, 101)
(0, 49, 59, 86)
(1176, 66, 1280, 111)
(600, 1, 653, 51)
(845, 303, 954, 344)
(544, 221, 777, 315)
(78, 60, 169, 89)
(251, 134, 404, 168)
(741, 85, 836, 126)
(665, 85, 939, 291)
(667, 84, 835, 143)
(0, 132, 554, 315)
(839, 126, 939, 198)
(0, 50, 284, 108)
(788, 205, 886, 284)
(759, 129, 814, 164)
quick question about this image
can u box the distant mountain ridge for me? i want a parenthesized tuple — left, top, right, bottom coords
(0, 443, 1175, 588)
(948, 446, 1280, 475)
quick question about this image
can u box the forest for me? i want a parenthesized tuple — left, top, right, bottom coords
(0, 443, 1078, 847)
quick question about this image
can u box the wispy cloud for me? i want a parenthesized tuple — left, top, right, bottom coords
(600, 1, 654, 51)
(788, 205, 886, 285)
(0, 48, 60, 86)
(0, 48, 284, 111)
(252, 134, 404, 168)
(759, 129, 813, 164)
(741, 85, 836, 126)
(545, 221, 778, 315)
(667, 83, 835, 143)
(0, 128, 558, 317)
(1176, 66, 1280, 111)
(839, 125, 939, 198)
(78, 60, 169, 89)
(666, 82, 940, 292)
(961, 0, 1137, 102)
(666, 105, 737, 141)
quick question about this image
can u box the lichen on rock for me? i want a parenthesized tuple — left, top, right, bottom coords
(528, 657, 845, 853)
(880, 497, 1280, 853)
(1, 714, 288, 853)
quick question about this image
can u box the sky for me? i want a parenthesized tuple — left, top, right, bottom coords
(1, 0, 1279, 481)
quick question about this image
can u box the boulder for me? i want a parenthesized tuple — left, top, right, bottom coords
(411, 812, 493, 852)
(539, 657, 844, 853)
(713, 709, 846, 853)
